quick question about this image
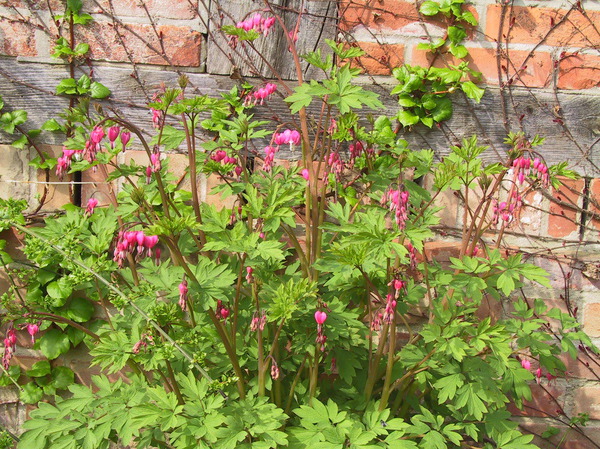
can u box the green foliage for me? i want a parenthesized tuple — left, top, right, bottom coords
(1, 9, 591, 449)
(392, 64, 484, 128)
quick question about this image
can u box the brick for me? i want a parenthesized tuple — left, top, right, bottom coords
(204, 173, 236, 210)
(412, 47, 553, 88)
(77, 21, 202, 66)
(0, 144, 32, 205)
(340, 0, 477, 36)
(559, 352, 600, 380)
(423, 240, 461, 263)
(81, 163, 117, 210)
(573, 385, 600, 419)
(508, 382, 566, 418)
(84, 0, 199, 20)
(36, 145, 73, 211)
(122, 149, 192, 189)
(339, 0, 419, 32)
(352, 42, 404, 75)
(0, 228, 26, 260)
(0, 18, 37, 58)
(2, 0, 63, 9)
(486, 5, 600, 47)
(583, 302, 600, 338)
(558, 53, 600, 90)
(547, 178, 584, 238)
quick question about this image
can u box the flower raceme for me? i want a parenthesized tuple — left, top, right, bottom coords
(113, 230, 159, 267)
(273, 129, 301, 149)
(315, 311, 328, 352)
(245, 83, 277, 106)
(381, 188, 410, 230)
(236, 13, 275, 35)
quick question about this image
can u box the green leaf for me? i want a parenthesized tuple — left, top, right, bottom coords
(46, 279, 72, 307)
(27, 360, 51, 377)
(51, 366, 75, 389)
(64, 297, 95, 322)
(39, 329, 71, 360)
(66, 0, 83, 13)
(431, 96, 453, 122)
(21, 383, 44, 404)
(398, 110, 420, 127)
(419, 1, 440, 15)
(42, 119, 64, 132)
(12, 134, 28, 149)
(151, 125, 186, 150)
(447, 26, 466, 44)
(433, 373, 464, 403)
(461, 81, 485, 102)
(89, 82, 111, 99)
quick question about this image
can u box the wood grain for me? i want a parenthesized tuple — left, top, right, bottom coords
(0, 57, 599, 175)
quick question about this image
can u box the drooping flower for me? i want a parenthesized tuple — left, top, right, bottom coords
(300, 168, 310, 181)
(108, 126, 120, 148)
(120, 131, 131, 148)
(85, 198, 99, 216)
(314, 311, 327, 325)
(521, 359, 531, 370)
(270, 360, 280, 380)
(178, 280, 188, 311)
(315, 311, 328, 352)
(216, 300, 231, 320)
(26, 323, 39, 343)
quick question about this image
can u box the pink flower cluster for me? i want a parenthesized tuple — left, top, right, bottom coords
(314, 310, 328, 352)
(261, 129, 301, 172)
(381, 188, 410, 229)
(274, 129, 301, 149)
(512, 156, 549, 187)
(263, 146, 278, 172)
(107, 125, 130, 150)
(2, 326, 16, 369)
(56, 126, 130, 179)
(132, 333, 154, 354)
(327, 151, 344, 181)
(216, 300, 231, 320)
(83, 126, 105, 163)
(178, 280, 188, 311)
(250, 311, 267, 332)
(492, 191, 523, 224)
(245, 83, 277, 106)
(113, 230, 159, 267)
(236, 13, 276, 35)
(521, 358, 557, 384)
(56, 147, 82, 179)
(210, 150, 241, 176)
(349, 141, 364, 166)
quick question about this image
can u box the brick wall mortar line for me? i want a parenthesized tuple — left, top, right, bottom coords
(87, 13, 206, 31)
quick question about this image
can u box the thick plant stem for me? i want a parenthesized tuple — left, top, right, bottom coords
(308, 346, 320, 402)
(379, 313, 397, 411)
(364, 322, 389, 403)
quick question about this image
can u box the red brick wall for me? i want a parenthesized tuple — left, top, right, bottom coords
(340, 0, 600, 90)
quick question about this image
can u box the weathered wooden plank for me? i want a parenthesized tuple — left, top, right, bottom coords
(205, 0, 337, 80)
(1, 57, 599, 176)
